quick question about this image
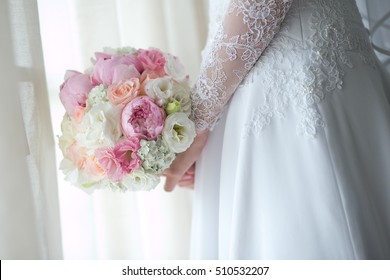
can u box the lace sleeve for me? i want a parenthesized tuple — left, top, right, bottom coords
(191, 0, 293, 131)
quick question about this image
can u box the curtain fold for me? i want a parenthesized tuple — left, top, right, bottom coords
(356, 0, 390, 72)
(0, 0, 62, 259)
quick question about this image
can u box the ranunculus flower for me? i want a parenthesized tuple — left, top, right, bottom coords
(144, 77, 173, 105)
(162, 112, 196, 153)
(91, 54, 143, 86)
(95, 147, 125, 182)
(113, 137, 141, 173)
(164, 53, 188, 81)
(121, 169, 160, 191)
(60, 70, 94, 118)
(121, 96, 165, 140)
(108, 78, 141, 105)
(137, 48, 166, 77)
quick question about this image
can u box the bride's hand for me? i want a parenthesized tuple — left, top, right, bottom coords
(163, 131, 209, 192)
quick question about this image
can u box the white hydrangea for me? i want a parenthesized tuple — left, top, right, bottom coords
(103, 46, 137, 55)
(121, 169, 160, 191)
(86, 85, 108, 110)
(137, 138, 176, 174)
(162, 112, 196, 153)
(58, 113, 77, 156)
(76, 103, 122, 153)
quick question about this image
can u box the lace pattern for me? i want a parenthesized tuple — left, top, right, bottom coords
(243, 0, 377, 137)
(191, 0, 293, 131)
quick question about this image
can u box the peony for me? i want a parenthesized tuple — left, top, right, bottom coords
(162, 112, 196, 153)
(137, 138, 175, 174)
(121, 169, 160, 191)
(164, 53, 188, 81)
(76, 103, 122, 151)
(121, 96, 165, 140)
(144, 77, 173, 105)
(137, 48, 166, 77)
(91, 54, 143, 86)
(60, 70, 94, 118)
(108, 78, 140, 105)
(113, 137, 141, 173)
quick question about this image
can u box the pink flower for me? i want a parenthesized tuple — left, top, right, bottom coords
(60, 70, 94, 118)
(137, 48, 166, 77)
(95, 147, 125, 182)
(107, 78, 141, 105)
(121, 96, 165, 140)
(91, 54, 143, 86)
(113, 137, 141, 173)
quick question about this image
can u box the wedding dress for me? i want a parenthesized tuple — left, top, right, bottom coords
(190, 0, 390, 259)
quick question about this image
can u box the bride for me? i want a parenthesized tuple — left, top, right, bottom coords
(163, 0, 390, 259)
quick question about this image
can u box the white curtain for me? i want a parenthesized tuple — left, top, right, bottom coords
(37, 0, 208, 259)
(356, 0, 390, 72)
(0, 0, 62, 259)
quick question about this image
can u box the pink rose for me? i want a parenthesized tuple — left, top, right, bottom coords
(137, 48, 166, 77)
(91, 54, 143, 86)
(60, 70, 94, 118)
(113, 137, 141, 173)
(84, 156, 106, 180)
(121, 96, 165, 140)
(107, 78, 141, 105)
(95, 147, 125, 182)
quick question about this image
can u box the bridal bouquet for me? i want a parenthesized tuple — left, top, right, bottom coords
(58, 47, 195, 192)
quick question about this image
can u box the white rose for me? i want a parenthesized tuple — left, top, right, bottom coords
(164, 53, 187, 81)
(162, 112, 196, 153)
(121, 169, 160, 191)
(145, 77, 173, 105)
(58, 114, 77, 156)
(87, 85, 108, 109)
(76, 103, 122, 152)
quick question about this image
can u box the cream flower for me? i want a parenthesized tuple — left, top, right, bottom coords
(58, 113, 77, 156)
(145, 77, 174, 105)
(164, 53, 187, 81)
(162, 112, 196, 153)
(121, 169, 160, 191)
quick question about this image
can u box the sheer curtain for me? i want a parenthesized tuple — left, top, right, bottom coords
(37, 0, 207, 259)
(357, 0, 390, 73)
(0, 0, 62, 259)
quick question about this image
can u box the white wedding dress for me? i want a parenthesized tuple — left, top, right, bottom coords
(189, 0, 390, 259)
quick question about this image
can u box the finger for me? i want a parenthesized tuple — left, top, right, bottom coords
(164, 175, 180, 192)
